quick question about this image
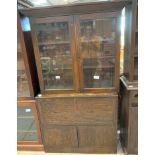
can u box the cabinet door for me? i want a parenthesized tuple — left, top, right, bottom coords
(75, 12, 120, 91)
(76, 97, 114, 124)
(17, 32, 30, 97)
(43, 127, 78, 150)
(78, 126, 115, 149)
(31, 16, 75, 92)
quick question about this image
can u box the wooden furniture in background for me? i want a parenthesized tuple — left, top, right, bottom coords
(17, 100, 43, 151)
(119, 0, 138, 154)
(17, 12, 43, 151)
(123, 0, 138, 82)
(120, 77, 138, 154)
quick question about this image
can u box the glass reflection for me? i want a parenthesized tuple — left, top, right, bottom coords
(80, 19, 115, 88)
(35, 22, 74, 89)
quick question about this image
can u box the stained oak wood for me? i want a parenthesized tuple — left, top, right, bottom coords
(76, 98, 114, 123)
(45, 145, 115, 153)
(119, 78, 138, 154)
(78, 126, 114, 147)
(123, 0, 138, 81)
(38, 98, 76, 125)
(128, 107, 138, 153)
(37, 97, 115, 125)
(129, 90, 138, 107)
(43, 126, 78, 150)
(36, 94, 118, 153)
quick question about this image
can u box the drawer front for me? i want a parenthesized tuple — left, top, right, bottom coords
(38, 98, 76, 125)
(76, 98, 115, 123)
(37, 97, 116, 125)
(129, 90, 138, 107)
(43, 126, 78, 149)
(78, 126, 115, 148)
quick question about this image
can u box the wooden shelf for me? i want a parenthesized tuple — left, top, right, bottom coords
(39, 41, 70, 46)
(84, 65, 114, 69)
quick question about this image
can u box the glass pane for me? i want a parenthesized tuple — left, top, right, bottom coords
(80, 18, 115, 88)
(35, 22, 74, 90)
(17, 32, 30, 96)
(18, 118, 36, 131)
(17, 106, 38, 141)
(17, 106, 33, 117)
(17, 132, 38, 141)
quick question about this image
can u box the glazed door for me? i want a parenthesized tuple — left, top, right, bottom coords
(17, 101, 42, 144)
(30, 16, 76, 93)
(75, 12, 120, 92)
(17, 31, 31, 97)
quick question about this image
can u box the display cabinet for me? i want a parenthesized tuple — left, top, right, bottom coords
(123, 0, 138, 82)
(17, 13, 40, 100)
(119, 0, 138, 154)
(19, 1, 131, 153)
(17, 22, 32, 98)
(17, 13, 43, 151)
(17, 101, 43, 151)
(20, 6, 126, 94)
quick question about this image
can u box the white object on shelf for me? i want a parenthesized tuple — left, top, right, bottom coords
(93, 75, 100, 79)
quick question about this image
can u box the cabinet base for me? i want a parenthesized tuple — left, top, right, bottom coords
(17, 144, 44, 151)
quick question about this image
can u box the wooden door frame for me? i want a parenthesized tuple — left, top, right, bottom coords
(74, 11, 121, 92)
(17, 13, 35, 98)
(30, 15, 78, 94)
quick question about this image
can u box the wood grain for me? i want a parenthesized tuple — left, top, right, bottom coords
(37, 97, 115, 125)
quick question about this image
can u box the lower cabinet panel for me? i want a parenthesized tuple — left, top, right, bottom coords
(128, 107, 138, 153)
(78, 126, 114, 148)
(120, 80, 138, 154)
(43, 126, 78, 149)
(44, 125, 116, 153)
(36, 95, 117, 153)
(37, 97, 115, 125)
(45, 146, 114, 153)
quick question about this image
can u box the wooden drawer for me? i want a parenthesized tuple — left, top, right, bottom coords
(43, 126, 78, 150)
(38, 98, 76, 125)
(78, 126, 114, 148)
(37, 97, 116, 125)
(76, 98, 115, 124)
